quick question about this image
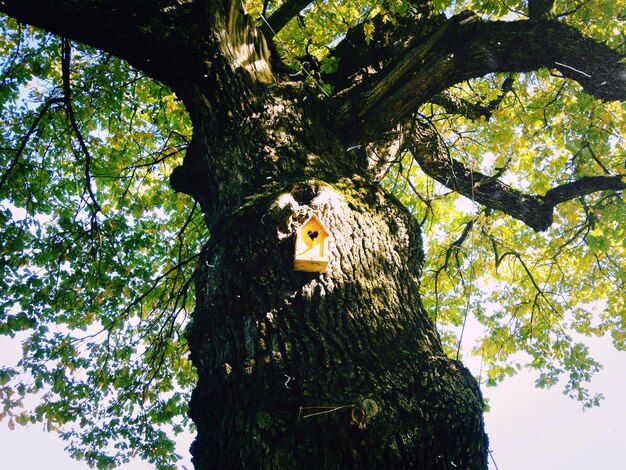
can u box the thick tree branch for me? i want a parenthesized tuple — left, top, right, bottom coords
(1, 0, 275, 123)
(410, 122, 626, 231)
(0, 0, 210, 90)
(544, 176, 626, 206)
(321, 7, 442, 94)
(528, 0, 555, 19)
(214, 0, 273, 84)
(338, 13, 626, 139)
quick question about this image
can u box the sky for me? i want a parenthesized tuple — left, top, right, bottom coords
(1, 331, 625, 469)
(479, 336, 626, 470)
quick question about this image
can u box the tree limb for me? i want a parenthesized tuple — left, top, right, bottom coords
(0, 0, 215, 92)
(320, 7, 443, 94)
(410, 121, 626, 231)
(544, 176, 626, 206)
(338, 13, 626, 139)
(528, 0, 555, 19)
(61, 39, 102, 215)
(0, 0, 275, 117)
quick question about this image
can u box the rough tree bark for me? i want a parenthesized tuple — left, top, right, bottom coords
(182, 92, 488, 467)
(2, 0, 625, 468)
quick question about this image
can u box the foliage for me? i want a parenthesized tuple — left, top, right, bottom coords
(385, 66, 624, 409)
(384, 69, 625, 406)
(0, 0, 625, 467)
(0, 18, 201, 468)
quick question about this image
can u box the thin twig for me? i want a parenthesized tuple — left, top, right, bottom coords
(299, 404, 355, 420)
(0, 98, 64, 191)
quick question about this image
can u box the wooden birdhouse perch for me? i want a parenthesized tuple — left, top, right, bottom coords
(294, 214, 331, 272)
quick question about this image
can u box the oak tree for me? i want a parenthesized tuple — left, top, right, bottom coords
(0, 0, 624, 468)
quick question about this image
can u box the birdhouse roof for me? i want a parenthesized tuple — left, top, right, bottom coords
(301, 214, 330, 236)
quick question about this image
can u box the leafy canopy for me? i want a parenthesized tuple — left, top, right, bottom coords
(1, 0, 625, 467)
(0, 19, 200, 468)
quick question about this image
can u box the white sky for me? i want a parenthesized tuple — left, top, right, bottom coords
(1, 333, 625, 469)
(482, 335, 626, 469)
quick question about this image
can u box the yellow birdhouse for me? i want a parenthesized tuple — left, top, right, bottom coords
(294, 215, 331, 272)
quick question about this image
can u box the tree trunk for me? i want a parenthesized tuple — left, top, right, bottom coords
(2, 0, 626, 467)
(0, 2, 490, 467)
(183, 84, 488, 469)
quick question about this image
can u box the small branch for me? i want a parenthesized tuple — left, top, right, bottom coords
(557, 3, 584, 19)
(300, 404, 354, 420)
(102, 253, 200, 334)
(0, 22, 23, 86)
(450, 218, 476, 252)
(430, 216, 477, 323)
(61, 38, 102, 215)
(586, 145, 611, 176)
(429, 75, 515, 120)
(432, 218, 476, 279)
(0, 98, 64, 191)
(397, 168, 433, 226)
(497, 251, 560, 315)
